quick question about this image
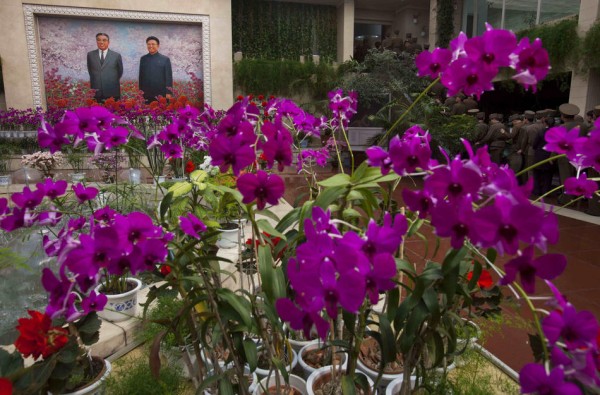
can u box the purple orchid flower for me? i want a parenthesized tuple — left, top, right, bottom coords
(179, 213, 207, 239)
(402, 188, 434, 219)
(260, 118, 293, 171)
(464, 26, 517, 71)
(36, 178, 67, 200)
(431, 197, 476, 249)
(275, 298, 330, 341)
(564, 174, 598, 198)
(366, 146, 393, 175)
(209, 134, 256, 176)
(441, 57, 497, 99)
(81, 290, 108, 314)
(512, 38, 551, 92)
(11, 186, 45, 209)
(237, 170, 285, 210)
(543, 304, 599, 351)
(519, 364, 582, 395)
(415, 48, 452, 79)
(544, 126, 583, 158)
(38, 121, 70, 153)
(99, 126, 129, 150)
(499, 246, 566, 294)
(425, 158, 482, 201)
(160, 142, 183, 159)
(72, 183, 99, 204)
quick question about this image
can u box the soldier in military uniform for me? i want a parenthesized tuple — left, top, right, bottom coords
(525, 110, 547, 183)
(507, 114, 525, 175)
(451, 94, 467, 115)
(480, 113, 508, 164)
(463, 95, 478, 111)
(472, 111, 489, 148)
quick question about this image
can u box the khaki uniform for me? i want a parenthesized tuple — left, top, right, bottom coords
(464, 98, 478, 111)
(525, 121, 545, 179)
(507, 122, 524, 174)
(481, 122, 509, 164)
(473, 122, 489, 146)
(451, 102, 467, 116)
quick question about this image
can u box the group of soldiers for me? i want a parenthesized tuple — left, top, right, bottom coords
(456, 100, 600, 216)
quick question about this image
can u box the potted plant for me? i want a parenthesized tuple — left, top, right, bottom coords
(0, 143, 12, 186)
(1, 311, 109, 395)
(21, 150, 65, 178)
(66, 146, 87, 183)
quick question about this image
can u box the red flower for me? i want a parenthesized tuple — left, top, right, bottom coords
(0, 378, 12, 395)
(14, 310, 69, 359)
(185, 160, 195, 173)
(467, 269, 494, 289)
(258, 95, 264, 100)
(236, 95, 244, 101)
(159, 264, 172, 276)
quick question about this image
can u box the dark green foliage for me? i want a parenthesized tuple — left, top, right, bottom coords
(234, 59, 339, 99)
(517, 17, 580, 72)
(0, 137, 41, 155)
(426, 113, 477, 157)
(582, 20, 600, 70)
(232, 0, 337, 61)
(436, 0, 455, 48)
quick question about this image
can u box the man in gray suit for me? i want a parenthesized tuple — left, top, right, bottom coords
(139, 36, 173, 104)
(87, 33, 123, 103)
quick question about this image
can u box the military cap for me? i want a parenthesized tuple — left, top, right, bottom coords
(509, 114, 522, 122)
(559, 103, 580, 117)
(477, 112, 485, 120)
(489, 113, 501, 121)
(456, 92, 466, 99)
(467, 109, 479, 115)
(535, 110, 547, 119)
(524, 110, 535, 120)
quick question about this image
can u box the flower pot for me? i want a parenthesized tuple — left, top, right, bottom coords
(357, 337, 406, 390)
(253, 372, 307, 395)
(95, 278, 142, 322)
(217, 223, 240, 249)
(306, 366, 374, 395)
(0, 175, 11, 187)
(54, 357, 111, 395)
(255, 347, 298, 378)
(204, 365, 258, 394)
(154, 175, 166, 185)
(298, 340, 347, 379)
(71, 173, 86, 183)
(128, 168, 141, 184)
(385, 376, 416, 395)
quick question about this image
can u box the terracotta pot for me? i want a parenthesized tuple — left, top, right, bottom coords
(53, 357, 111, 395)
(253, 372, 307, 395)
(306, 366, 374, 395)
(95, 278, 142, 322)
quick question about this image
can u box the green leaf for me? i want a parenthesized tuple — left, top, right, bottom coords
(243, 339, 258, 371)
(0, 349, 23, 376)
(386, 287, 400, 324)
(317, 173, 351, 187)
(275, 207, 301, 233)
(341, 375, 357, 395)
(441, 247, 468, 300)
(314, 185, 348, 209)
(468, 260, 483, 291)
(407, 218, 425, 237)
(256, 219, 287, 241)
(272, 356, 289, 383)
(378, 314, 397, 366)
(216, 289, 252, 327)
(189, 169, 208, 184)
(342, 208, 361, 220)
(422, 288, 441, 326)
(401, 301, 429, 353)
(168, 181, 192, 197)
(76, 312, 101, 335)
(255, 208, 280, 223)
(159, 191, 173, 221)
(258, 244, 276, 302)
(486, 248, 497, 265)
(219, 379, 235, 395)
(396, 258, 416, 275)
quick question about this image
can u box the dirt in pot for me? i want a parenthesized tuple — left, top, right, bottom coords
(303, 347, 343, 369)
(359, 337, 404, 374)
(312, 371, 372, 395)
(266, 386, 302, 395)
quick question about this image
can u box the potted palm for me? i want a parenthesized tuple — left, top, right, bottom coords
(66, 146, 87, 183)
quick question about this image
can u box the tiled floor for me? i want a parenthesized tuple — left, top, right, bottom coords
(281, 169, 600, 374)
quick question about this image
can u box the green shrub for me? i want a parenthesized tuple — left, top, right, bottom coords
(234, 59, 339, 100)
(582, 20, 600, 70)
(517, 17, 580, 72)
(106, 355, 185, 395)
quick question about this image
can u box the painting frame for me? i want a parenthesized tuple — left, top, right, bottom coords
(22, 4, 211, 108)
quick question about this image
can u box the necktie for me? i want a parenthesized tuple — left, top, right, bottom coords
(100, 51, 105, 64)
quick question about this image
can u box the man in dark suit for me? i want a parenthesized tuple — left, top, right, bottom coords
(87, 33, 123, 103)
(139, 36, 173, 104)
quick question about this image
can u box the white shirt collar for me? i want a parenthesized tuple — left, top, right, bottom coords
(99, 49, 106, 57)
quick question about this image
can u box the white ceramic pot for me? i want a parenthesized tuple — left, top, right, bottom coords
(0, 175, 11, 187)
(253, 372, 307, 395)
(154, 175, 166, 185)
(95, 278, 142, 322)
(217, 223, 240, 249)
(385, 375, 416, 395)
(204, 365, 258, 394)
(357, 354, 406, 390)
(298, 340, 347, 379)
(307, 366, 374, 395)
(55, 358, 111, 395)
(71, 173, 86, 183)
(255, 348, 298, 378)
